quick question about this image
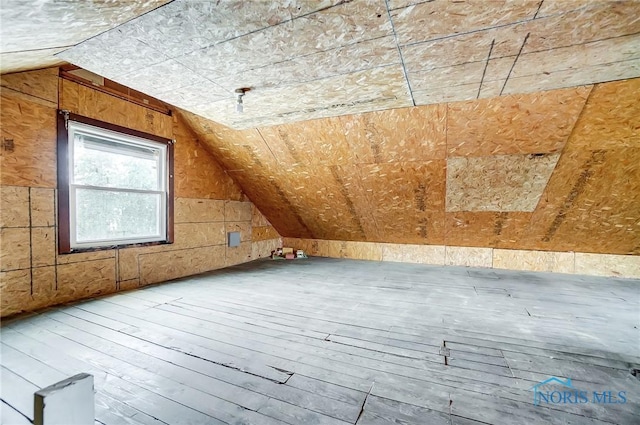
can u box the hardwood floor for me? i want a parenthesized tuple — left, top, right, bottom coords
(1, 257, 639, 424)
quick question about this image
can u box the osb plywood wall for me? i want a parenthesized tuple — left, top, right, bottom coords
(0, 68, 281, 317)
(184, 77, 640, 260)
(281, 238, 640, 279)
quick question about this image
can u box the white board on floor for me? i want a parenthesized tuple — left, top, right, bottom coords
(34, 373, 94, 425)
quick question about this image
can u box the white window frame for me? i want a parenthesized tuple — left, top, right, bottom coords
(67, 120, 168, 249)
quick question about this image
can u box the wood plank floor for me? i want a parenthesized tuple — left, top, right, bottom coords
(1, 257, 639, 425)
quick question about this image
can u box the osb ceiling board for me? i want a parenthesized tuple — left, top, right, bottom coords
(445, 212, 533, 249)
(0, 0, 169, 74)
(345, 161, 447, 245)
(175, 1, 392, 78)
(522, 2, 640, 53)
(396, 0, 640, 106)
(329, 164, 382, 241)
(226, 170, 316, 238)
(399, 21, 528, 71)
(568, 78, 640, 150)
(179, 78, 639, 254)
(505, 33, 640, 94)
(116, 59, 228, 99)
(504, 56, 640, 99)
(122, 1, 340, 58)
(339, 104, 447, 163)
(180, 110, 313, 237)
(185, 112, 374, 241)
(534, 0, 587, 18)
(521, 77, 640, 254)
(258, 105, 448, 167)
(172, 114, 245, 201)
(54, 0, 640, 129)
(58, 0, 410, 129)
(212, 35, 400, 91)
(273, 165, 372, 241)
(180, 111, 275, 173)
(524, 148, 640, 255)
(258, 117, 358, 166)
(409, 56, 514, 96)
(390, 0, 540, 46)
(0, 48, 67, 74)
(446, 86, 591, 157)
(446, 154, 560, 213)
(187, 65, 410, 130)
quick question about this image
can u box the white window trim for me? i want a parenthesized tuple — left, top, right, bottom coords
(67, 120, 168, 249)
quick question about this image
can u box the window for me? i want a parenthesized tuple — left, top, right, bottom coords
(57, 111, 174, 253)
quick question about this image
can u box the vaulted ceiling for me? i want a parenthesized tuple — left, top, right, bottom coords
(3, 0, 639, 129)
(0, 1, 170, 73)
(180, 78, 640, 255)
(2, 1, 639, 255)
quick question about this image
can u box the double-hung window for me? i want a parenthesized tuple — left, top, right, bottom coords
(58, 112, 174, 253)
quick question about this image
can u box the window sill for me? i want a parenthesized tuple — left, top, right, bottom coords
(60, 240, 173, 255)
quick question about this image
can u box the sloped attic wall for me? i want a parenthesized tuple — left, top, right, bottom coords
(0, 68, 280, 317)
(182, 78, 640, 265)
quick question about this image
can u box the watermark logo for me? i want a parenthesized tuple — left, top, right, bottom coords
(530, 377, 627, 406)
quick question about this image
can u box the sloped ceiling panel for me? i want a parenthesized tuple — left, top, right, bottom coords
(183, 78, 640, 255)
(446, 154, 561, 213)
(58, 0, 410, 129)
(395, 1, 640, 102)
(520, 79, 640, 254)
(56, 0, 640, 129)
(0, 0, 170, 74)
